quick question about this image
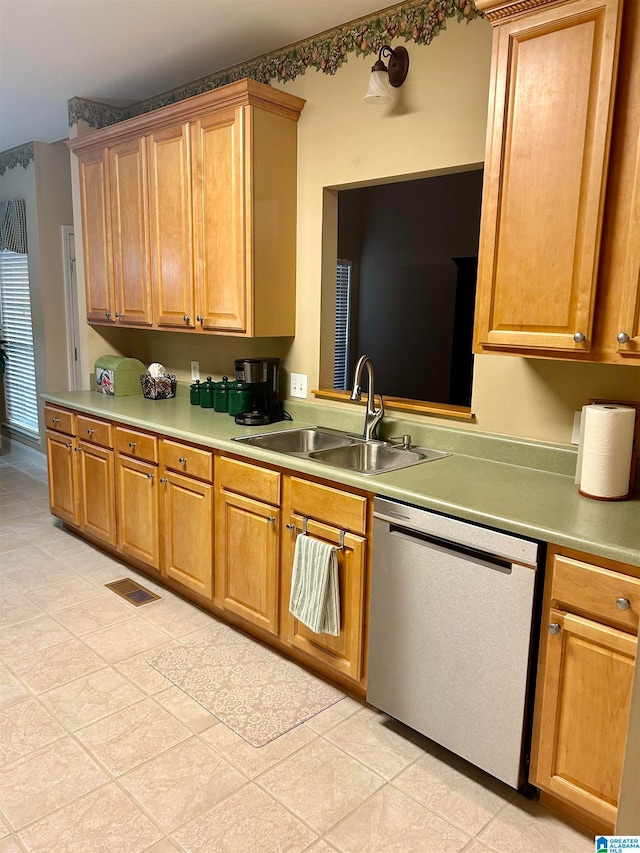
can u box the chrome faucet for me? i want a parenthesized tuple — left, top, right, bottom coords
(350, 355, 384, 441)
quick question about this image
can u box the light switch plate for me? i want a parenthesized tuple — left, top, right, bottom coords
(290, 373, 308, 398)
(191, 361, 200, 381)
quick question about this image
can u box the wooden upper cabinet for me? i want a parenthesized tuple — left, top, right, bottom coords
(147, 122, 195, 330)
(475, 0, 624, 355)
(77, 147, 114, 324)
(618, 142, 640, 357)
(69, 79, 305, 337)
(108, 137, 153, 327)
(192, 107, 247, 333)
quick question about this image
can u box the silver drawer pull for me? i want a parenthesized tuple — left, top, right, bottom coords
(64, 442, 72, 450)
(548, 623, 561, 635)
(87, 428, 94, 435)
(573, 332, 585, 343)
(286, 523, 295, 531)
(160, 477, 168, 484)
(52, 417, 59, 424)
(267, 516, 277, 524)
(147, 473, 154, 481)
(178, 457, 187, 464)
(128, 442, 136, 448)
(616, 597, 631, 611)
(617, 332, 630, 344)
(183, 315, 190, 323)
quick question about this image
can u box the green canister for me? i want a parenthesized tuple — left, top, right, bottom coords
(189, 379, 201, 406)
(199, 377, 215, 408)
(213, 376, 230, 412)
(227, 381, 252, 416)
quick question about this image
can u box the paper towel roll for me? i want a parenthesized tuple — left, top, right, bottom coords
(577, 404, 636, 500)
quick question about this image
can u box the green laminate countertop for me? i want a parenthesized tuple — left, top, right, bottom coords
(43, 390, 640, 568)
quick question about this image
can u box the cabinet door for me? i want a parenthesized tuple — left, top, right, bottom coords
(215, 490, 280, 634)
(147, 122, 195, 330)
(116, 454, 159, 568)
(46, 431, 79, 525)
(77, 148, 114, 324)
(108, 137, 152, 326)
(78, 442, 116, 547)
(532, 609, 637, 826)
(192, 106, 247, 333)
(281, 514, 366, 682)
(617, 138, 640, 358)
(475, 0, 623, 353)
(162, 471, 213, 598)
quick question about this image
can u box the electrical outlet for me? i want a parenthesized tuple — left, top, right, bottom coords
(191, 361, 200, 381)
(290, 373, 308, 399)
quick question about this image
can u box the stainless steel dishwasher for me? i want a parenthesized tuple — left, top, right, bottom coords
(367, 496, 541, 789)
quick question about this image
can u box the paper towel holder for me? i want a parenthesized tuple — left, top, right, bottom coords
(579, 398, 640, 500)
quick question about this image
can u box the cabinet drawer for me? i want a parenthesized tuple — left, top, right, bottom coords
(115, 426, 158, 464)
(551, 555, 640, 634)
(162, 439, 213, 483)
(77, 415, 113, 449)
(44, 405, 75, 436)
(289, 476, 367, 535)
(219, 456, 280, 506)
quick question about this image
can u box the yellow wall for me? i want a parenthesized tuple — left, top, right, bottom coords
(77, 17, 640, 446)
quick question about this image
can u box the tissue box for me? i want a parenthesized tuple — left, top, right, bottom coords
(140, 374, 177, 400)
(95, 356, 146, 396)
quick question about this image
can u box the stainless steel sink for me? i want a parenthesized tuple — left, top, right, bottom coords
(309, 442, 448, 475)
(233, 427, 355, 455)
(233, 427, 450, 475)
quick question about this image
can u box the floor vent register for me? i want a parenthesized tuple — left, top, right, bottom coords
(105, 578, 161, 606)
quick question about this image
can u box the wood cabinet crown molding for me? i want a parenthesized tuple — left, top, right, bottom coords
(68, 79, 305, 152)
(476, 0, 577, 22)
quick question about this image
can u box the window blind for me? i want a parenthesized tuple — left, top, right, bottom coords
(0, 250, 39, 438)
(334, 260, 352, 390)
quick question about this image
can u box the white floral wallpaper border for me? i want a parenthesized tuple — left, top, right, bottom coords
(0, 142, 35, 177)
(68, 0, 479, 132)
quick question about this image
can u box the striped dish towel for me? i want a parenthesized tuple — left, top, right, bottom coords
(289, 534, 340, 636)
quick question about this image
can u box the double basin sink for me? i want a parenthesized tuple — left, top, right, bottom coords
(233, 427, 450, 475)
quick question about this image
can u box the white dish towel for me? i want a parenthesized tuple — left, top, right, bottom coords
(289, 533, 341, 636)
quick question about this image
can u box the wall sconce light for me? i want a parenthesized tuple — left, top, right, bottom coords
(362, 45, 409, 105)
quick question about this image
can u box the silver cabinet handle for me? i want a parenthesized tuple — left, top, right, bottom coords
(178, 457, 187, 464)
(160, 477, 168, 484)
(617, 332, 630, 344)
(196, 315, 203, 323)
(573, 332, 585, 343)
(267, 516, 277, 524)
(548, 623, 561, 635)
(52, 417, 59, 424)
(616, 597, 631, 611)
(105, 311, 111, 319)
(286, 523, 295, 531)
(183, 315, 190, 323)
(128, 442, 136, 448)
(87, 428, 94, 435)
(64, 442, 72, 450)
(114, 312, 121, 319)
(147, 473, 154, 481)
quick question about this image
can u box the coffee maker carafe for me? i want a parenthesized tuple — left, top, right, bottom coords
(233, 358, 282, 426)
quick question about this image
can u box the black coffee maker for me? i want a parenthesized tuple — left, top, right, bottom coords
(233, 358, 282, 426)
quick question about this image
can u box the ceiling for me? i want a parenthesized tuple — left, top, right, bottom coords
(0, 0, 390, 153)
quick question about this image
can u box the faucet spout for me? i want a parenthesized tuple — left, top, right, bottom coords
(350, 355, 384, 441)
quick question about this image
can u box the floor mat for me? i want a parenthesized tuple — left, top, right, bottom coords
(147, 626, 345, 746)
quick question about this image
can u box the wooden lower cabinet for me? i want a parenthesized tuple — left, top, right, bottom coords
(531, 549, 639, 831)
(215, 457, 281, 634)
(215, 490, 280, 634)
(78, 441, 116, 547)
(161, 470, 213, 599)
(116, 453, 160, 569)
(281, 513, 366, 683)
(46, 430, 79, 526)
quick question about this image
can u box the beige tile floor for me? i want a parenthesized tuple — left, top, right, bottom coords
(0, 440, 597, 853)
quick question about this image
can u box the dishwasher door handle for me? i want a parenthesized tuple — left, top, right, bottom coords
(388, 525, 513, 574)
